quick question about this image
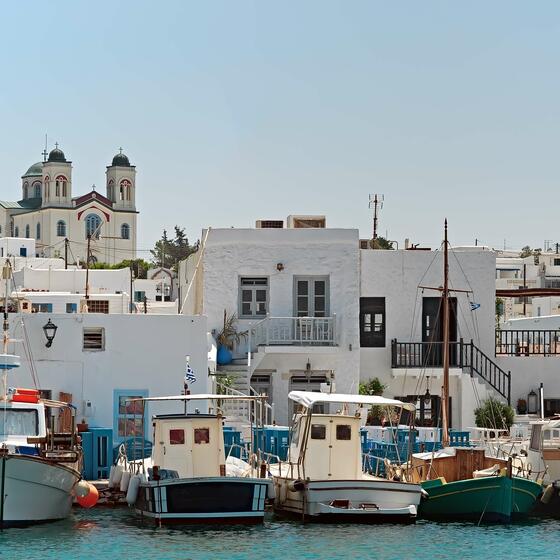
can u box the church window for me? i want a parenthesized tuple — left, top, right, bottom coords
(56, 175, 67, 198)
(120, 179, 132, 201)
(14, 227, 19, 237)
(85, 214, 102, 239)
(23, 182, 28, 199)
(57, 220, 66, 237)
(33, 182, 42, 198)
(25, 225, 30, 238)
(36, 223, 41, 239)
(121, 223, 130, 240)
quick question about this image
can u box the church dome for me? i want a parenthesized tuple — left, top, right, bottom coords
(22, 162, 43, 177)
(48, 147, 67, 163)
(111, 151, 131, 167)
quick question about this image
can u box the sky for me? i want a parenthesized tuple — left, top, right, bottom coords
(1, 1, 559, 255)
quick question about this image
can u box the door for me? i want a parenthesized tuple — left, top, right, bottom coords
(164, 423, 190, 476)
(289, 374, 328, 418)
(250, 373, 272, 405)
(422, 297, 457, 366)
(294, 277, 329, 342)
(359, 297, 385, 347)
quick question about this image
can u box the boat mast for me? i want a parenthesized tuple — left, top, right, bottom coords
(441, 219, 450, 447)
(2, 264, 10, 400)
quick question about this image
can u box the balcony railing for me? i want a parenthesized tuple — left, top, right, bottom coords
(391, 339, 511, 404)
(249, 315, 337, 348)
(496, 329, 560, 356)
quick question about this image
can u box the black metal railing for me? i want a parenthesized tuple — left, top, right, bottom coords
(391, 339, 511, 404)
(495, 329, 560, 356)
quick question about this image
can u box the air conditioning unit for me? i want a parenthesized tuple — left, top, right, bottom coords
(255, 220, 284, 229)
(286, 215, 326, 229)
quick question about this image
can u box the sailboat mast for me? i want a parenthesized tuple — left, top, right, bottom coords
(441, 219, 450, 447)
(2, 265, 10, 399)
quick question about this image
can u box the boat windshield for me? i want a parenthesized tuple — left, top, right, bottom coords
(0, 408, 39, 437)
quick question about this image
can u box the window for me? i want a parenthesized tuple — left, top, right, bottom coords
(34, 182, 41, 198)
(108, 179, 114, 200)
(83, 327, 105, 350)
(544, 399, 560, 418)
(311, 424, 326, 439)
(120, 179, 132, 201)
(336, 425, 352, 440)
(36, 223, 41, 239)
(194, 428, 210, 444)
(554, 259, 560, 267)
(86, 300, 109, 314)
(31, 303, 52, 313)
(121, 223, 130, 239)
(0, 409, 38, 437)
(239, 277, 268, 317)
(134, 291, 146, 303)
(14, 226, 19, 237)
(23, 182, 28, 198)
(169, 429, 185, 445)
(360, 297, 386, 347)
(115, 392, 146, 439)
(25, 225, 30, 238)
(85, 214, 102, 239)
(55, 175, 67, 198)
(57, 220, 66, 237)
(294, 276, 329, 317)
(66, 303, 77, 313)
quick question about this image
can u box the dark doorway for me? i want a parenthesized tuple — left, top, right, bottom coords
(422, 297, 457, 366)
(359, 297, 386, 347)
(396, 394, 451, 428)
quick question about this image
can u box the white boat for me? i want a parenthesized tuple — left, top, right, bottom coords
(270, 391, 422, 523)
(129, 394, 272, 524)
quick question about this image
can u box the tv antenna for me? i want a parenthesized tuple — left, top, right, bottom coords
(368, 194, 384, 240)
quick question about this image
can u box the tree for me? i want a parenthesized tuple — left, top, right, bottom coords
(474, 397, 515, 431)
(150, 227, 198, 271)
(112, 259, 150, 279)
(371, 237, 394, 250)
(495, 297, 504, 328)
(520, 245, 542, 260)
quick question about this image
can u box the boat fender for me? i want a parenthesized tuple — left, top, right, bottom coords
(75, 480, 91, 498)
(126, 475, 141, 506)
(108, 465, 117, 487)
(288, 480, 305, 492)
(111, 464, 123, 488)
(77, 482, 99, 508)
(541, 484, 555, 504)
(120, 471, 131, 493)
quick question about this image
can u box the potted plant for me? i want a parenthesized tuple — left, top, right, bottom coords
(215, 310, 247, 365)
(517, 398, 527, 415)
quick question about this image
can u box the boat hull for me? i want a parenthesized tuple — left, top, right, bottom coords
(273, 477, 421, 523)
(419, 475, 542, 522)
(134, 477, 271, 524)
(0, 454, 81, 526)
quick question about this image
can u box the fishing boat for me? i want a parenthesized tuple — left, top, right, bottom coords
(0, 265, 83, 526)
(270, 391, 423, 523)
(128, 394, 272, 524)
(409, 221, 542, 522)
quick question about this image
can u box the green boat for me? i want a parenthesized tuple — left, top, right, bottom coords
(420, 474, 542, 522)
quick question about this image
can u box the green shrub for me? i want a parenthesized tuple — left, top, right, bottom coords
(474, 397, 515, 430)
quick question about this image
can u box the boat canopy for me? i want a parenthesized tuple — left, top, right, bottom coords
(127, 393, 268, 403)
(288, 391, 416, 412)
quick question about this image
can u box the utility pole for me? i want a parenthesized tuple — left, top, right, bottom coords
(523, 263, 527, 316)
(64, 238, 68, 270)
(368, 194, 384, 245)
(85, 234, 91, 301)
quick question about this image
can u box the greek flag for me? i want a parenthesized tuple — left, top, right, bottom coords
(470, 302, 481, 311)
(185, 364, 197, 384)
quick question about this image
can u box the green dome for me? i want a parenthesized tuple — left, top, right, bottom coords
(111, 152, 131, 167)
(22, 162, 43, 177)
(48, 147, 67, 163)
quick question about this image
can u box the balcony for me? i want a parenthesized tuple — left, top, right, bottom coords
(249, 315, 337, 348)
(496, 329, 560, 356)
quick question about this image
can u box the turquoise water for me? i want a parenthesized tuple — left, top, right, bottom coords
(0, 509, 557, 560)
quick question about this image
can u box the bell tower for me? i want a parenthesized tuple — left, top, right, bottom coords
(106, 149, 136, 210)
(42, 143, 72, 207)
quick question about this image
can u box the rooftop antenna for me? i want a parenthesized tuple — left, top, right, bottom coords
(368, 194, 384, 245)
(42, 133, 48, 162)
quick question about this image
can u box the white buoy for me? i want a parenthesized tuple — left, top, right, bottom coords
(126, 474, 141, 505)
(110, 464, 123, 488)
(75, 480, 91, 498)
(108, 465, 117, 487)
(120, 471, 131, 492)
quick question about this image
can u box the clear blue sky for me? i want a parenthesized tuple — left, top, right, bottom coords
(1, 1, 559, 254)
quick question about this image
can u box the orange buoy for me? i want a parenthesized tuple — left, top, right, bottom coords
(76, 482, 99, 508)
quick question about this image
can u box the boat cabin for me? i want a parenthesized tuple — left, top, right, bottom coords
(289, 412, 363, 480)
(151, 413, 226, 478)
(0, 400, 47, 447)
(528, 420, 560, 482)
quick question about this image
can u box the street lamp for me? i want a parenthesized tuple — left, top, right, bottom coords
(43, 319, 58, 348)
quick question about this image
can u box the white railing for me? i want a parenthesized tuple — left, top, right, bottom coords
(215, 381, 274, 425)
(249, 315, 337, 348)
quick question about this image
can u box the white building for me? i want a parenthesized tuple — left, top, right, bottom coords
(8, 313, 208, 443)
(0, 146, 138, 265)
(179, 218, 505, 429)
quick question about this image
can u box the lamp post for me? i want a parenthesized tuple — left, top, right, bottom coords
(527, 390, 538, 415)
(43, 319, 58, 348)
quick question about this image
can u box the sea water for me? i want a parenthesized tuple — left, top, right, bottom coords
(0, 509, 557, 560)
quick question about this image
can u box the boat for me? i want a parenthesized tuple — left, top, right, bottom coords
(0, 265, 83, 526)
(129, 394, 272, 524)
(270, 391, 423, 523)
(409, 221, 542, 522)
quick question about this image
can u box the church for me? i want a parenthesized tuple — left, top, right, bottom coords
(0, 145, 138, 265)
